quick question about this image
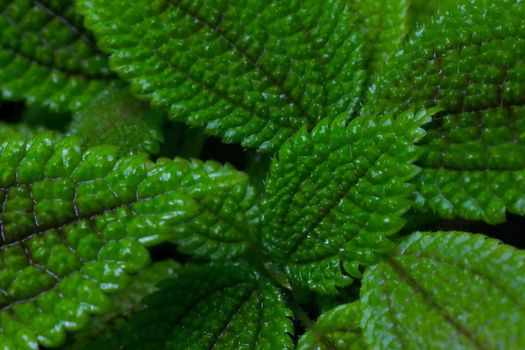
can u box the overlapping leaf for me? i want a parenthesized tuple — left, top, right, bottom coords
(77, 0, 365, 152)
(361, 231, 525, 349)
(0, 134, 257, 349)
(83, 264, 293, 350)
(0, 0, 116, 112)
(67, 259, 179, 349)
(368, 0, 525, 224)
(297, 302, 366, 350)
(262, 110, 434, 294)
(68, 86, 165, 155)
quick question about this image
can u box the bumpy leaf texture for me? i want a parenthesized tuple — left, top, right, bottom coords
(350, 0, 409, 79)
(408, 0, 462, 31)
(68, 86, 165, 155)
(361, 231, 525, 350)
(77, 0, 365, 152)
(262, 110, 434, 294)
(68, 259, 179, 348)
(368, 0, 525, 224)
(297, 302, 366, 350)
(90, 264, 293, 350)
(0, 0, 115, 112)
(0, 134, 257, 349)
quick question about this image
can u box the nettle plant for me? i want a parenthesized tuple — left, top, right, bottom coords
(0, 0, 524, 349)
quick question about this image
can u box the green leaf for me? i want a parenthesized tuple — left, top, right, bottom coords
(361, 231, 525, 350)
(368, 0, 525, 224)
(68, 86, 166, 155)
(77, 0, 365, 152)
(0, 134, 257, 349)
(408, 0, 461, 31)
(66, 259, 179, 349)
(103, 259, 179, 314)
(93, 264, 294, 350)
(350, 0, 409, 78)
(0, 0, 116, 112)
(261, 109, 434, 294)
(297, 302, 366, 350)
(0, 122, 47, 141)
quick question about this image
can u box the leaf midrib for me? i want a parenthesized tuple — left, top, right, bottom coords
(385, 256, 490, 350)
(166, 0, 316, 125)
(0, 2, 113, 80)
(33, 0, 97, 47)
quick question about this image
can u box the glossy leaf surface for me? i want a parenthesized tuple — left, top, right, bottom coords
(351, 0, 409, 78)
(77, 0, 365, 152)
(369, 0, 525, 223)
(262, 110, 434, 294)
(297, 302, 366, 350)
(0, 134, 256, 348)
(0, 0, 115, 112)
(68, 259, 179, 348)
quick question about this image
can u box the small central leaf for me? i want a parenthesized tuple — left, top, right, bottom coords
(68, 86, 166, 155)
(297, 302, 366, 350)
(261, 109, 435, 294)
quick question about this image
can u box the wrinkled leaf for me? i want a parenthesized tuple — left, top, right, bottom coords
(77, 0, 365, 152)
(369, 0, 525, 224)
(83, 264, 294, 350)
(262, 109, 434, 294)
(0, 134, 257, 348)
(0, 0, 115, 111)
(361, 231, 525, 349)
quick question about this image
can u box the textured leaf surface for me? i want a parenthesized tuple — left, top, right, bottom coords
(368, 0, 525, 224)
(0, 0, 115, 112)
(351, 0, 409, 78)
(262, 110, 433, 294)
(89, 264, 293, 350)
(67, 259, 179, 348)
(0, 134, 257, 349)
(68, 86, 165, 155)
(361, 231, 525, 350)
(297, 302, 366, 350)
(408, 0, 461, 31)
(77, 0, 365, 152)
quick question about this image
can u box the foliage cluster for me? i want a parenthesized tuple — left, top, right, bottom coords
(0, 0, 523, 349)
